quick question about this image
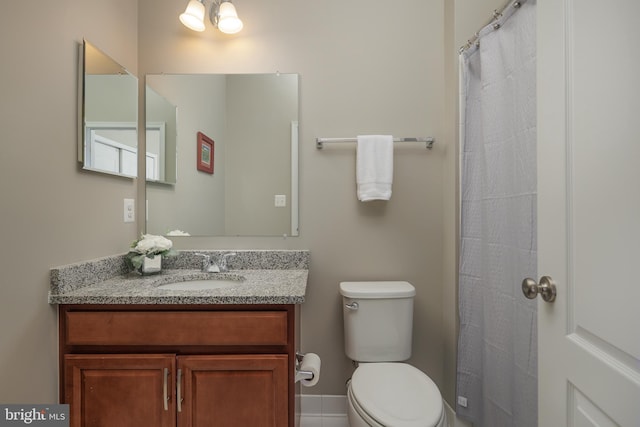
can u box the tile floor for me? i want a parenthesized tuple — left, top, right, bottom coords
(299, 395, 349, 427)
(299, 394, 464, 427)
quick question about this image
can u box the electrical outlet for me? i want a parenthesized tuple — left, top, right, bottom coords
(274, 195, 286, 207)
(124, 198, 135, 223)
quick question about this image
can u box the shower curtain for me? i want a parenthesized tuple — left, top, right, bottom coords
(457, 1, 537, 426)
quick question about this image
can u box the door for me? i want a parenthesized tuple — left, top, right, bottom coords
(177, 355, 288, 427)
(537, 0, 640, 426)
(64, 354, 175, 427)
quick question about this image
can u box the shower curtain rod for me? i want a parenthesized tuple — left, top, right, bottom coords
(458, 0, 524, 54)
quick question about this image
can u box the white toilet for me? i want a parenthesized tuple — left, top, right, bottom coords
(340, 281, 448, 427)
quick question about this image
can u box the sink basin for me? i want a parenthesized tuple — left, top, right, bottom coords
(157, 279, 243, 291)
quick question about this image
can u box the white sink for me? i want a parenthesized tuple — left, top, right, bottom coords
(157, 279, 243, 291)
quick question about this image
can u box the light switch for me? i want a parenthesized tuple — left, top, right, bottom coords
(274, 195, 286, 207)
(124, 198, 135, 223)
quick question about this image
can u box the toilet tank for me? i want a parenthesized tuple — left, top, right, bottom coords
(339, 281, 416, 362)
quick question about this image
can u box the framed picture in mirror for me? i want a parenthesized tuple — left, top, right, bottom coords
(197, 131, 214, 174)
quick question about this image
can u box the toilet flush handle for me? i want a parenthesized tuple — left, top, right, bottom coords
(345, 301, 359, 310)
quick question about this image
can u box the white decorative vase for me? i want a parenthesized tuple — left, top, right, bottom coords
(139, 255, 162, 275)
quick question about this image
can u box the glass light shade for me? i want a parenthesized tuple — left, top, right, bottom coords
(179, 0, 206, 32)
(217, 16, 243, 34)
(217, 2, 243, 34)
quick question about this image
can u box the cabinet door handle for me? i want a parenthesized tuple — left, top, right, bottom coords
(177, 368, 183, 413)
(163, 368, 169, 411)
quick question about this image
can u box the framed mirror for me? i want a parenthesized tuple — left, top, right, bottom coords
(145, 73, 299, 237)
(78, 40, 138, 178)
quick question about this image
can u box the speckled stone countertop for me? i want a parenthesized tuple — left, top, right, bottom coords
(49, 250, 309, 305)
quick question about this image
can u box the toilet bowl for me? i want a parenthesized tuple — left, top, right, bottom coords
(340, 281, 448, 427)
(346, 363, 447, 427)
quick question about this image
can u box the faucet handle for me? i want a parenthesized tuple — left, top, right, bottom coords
(218, 252, 237, 272)
(195, 253, 210, 261)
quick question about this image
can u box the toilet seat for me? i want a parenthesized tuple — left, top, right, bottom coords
(348, 363, 444, 427)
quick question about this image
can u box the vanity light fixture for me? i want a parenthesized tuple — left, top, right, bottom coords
(179, 0, 243, 34)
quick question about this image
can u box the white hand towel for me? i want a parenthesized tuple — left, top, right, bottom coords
(356, 135, 394, 201)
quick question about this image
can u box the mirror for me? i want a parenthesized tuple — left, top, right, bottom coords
(145, 73, 299, 237)
(145, 86, 177, 183)
(78, 40, 138, 178)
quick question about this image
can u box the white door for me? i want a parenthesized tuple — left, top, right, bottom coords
(537, 0, 640, 426)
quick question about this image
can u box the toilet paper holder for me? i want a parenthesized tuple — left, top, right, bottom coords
(295, 352, 315, 383)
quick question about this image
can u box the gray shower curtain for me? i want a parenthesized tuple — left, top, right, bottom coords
(457, 1, 537, 426)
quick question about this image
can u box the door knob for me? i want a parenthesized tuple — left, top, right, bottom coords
(522, 276, 557, 302)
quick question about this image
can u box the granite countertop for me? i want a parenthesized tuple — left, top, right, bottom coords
(48, 250, 309, 305)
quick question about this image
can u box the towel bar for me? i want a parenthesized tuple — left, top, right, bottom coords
(316, 137, 435, 150)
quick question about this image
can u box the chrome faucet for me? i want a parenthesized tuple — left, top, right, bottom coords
(195, 253, 220, 273)
(195, 252, 237, 273)
(218, 252, 237, 272)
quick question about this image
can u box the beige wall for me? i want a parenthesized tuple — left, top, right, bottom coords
(442, 0, 458, 406)
(0, 0, 515, 408)
(139, 0, 446, 397)
(0, 0, 138, 402)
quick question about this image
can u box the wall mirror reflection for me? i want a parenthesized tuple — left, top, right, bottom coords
(78, 40, 139, 178)
(145, 86, 177, 183)
(145, 73, 299, 237)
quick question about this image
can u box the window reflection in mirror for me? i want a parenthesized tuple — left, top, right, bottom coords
(78, 40, 138, 178)
(145, 73, 299, 237)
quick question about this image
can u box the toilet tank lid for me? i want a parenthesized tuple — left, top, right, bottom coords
(339, 281, 415, 298)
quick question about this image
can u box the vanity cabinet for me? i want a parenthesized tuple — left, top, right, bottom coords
(59, 304, 296, 427)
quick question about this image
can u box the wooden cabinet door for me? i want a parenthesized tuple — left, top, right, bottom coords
(64, 354, 175, 427)
(177, 355, 288, 427)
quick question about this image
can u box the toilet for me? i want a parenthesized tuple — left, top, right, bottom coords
(340, 281, 448, 427)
